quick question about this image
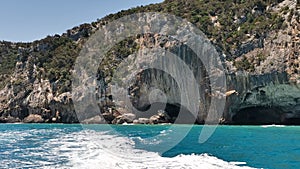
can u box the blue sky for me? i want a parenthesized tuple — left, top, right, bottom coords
(0, 0, 163, 42)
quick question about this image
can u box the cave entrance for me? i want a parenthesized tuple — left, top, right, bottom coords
(135, 102, 198, 124)
(282, 118, 300, 125)
(232, 106, 282, 125)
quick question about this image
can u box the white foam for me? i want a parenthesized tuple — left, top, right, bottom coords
(48, 130, 256, 169)
(230, 162, 247, 165)
(261, 124, 286, 128)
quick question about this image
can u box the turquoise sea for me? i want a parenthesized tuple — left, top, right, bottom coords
(0, 124, 300, 169)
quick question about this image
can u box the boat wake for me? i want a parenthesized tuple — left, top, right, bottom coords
(48, 130, 255, 169)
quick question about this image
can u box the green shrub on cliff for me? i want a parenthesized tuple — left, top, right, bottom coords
(99, 0, 286, 56)
(0, 0, 291, 91)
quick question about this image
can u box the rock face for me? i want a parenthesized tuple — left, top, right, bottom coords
(0, 51, 78, 123)
(133, 118, 150, 124)
(82, 115, 105, 124)
(149, 111, 171, 124)
(0, 0, 299, 124)
(23, 114, 44, 123)
(224, 72, 300, 124)
(112, 113, 136, 124)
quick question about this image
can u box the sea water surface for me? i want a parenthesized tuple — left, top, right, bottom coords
(0, 124, 299, 169)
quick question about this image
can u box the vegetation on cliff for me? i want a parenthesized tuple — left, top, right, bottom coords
(0, 0, 299, 124)
(0, 0, 296, 88)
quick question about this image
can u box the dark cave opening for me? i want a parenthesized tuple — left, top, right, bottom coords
(135, 102, 198, 124)
(232, 106, 283, 125)
(282, 118, 300, 125)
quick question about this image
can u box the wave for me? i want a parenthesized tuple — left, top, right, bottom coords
(261, 124, 286, 128)
(0, 128, 78, 168)
(48, 130, 256, 169)
(0, 126, 256, 169)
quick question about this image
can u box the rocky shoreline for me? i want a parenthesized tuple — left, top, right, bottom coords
(0, 0, 300, 125)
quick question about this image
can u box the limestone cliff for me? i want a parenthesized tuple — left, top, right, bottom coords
(0, 0, 299, 124)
